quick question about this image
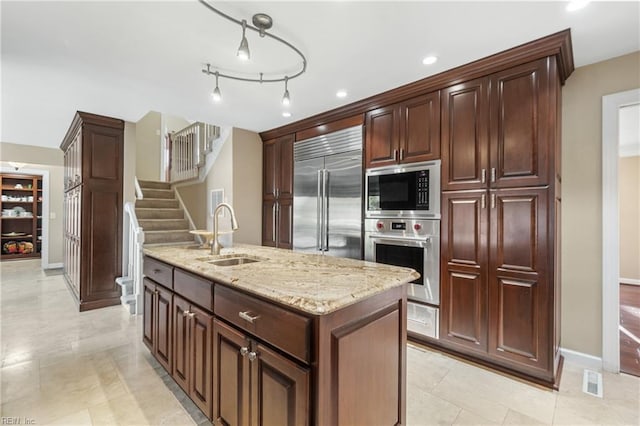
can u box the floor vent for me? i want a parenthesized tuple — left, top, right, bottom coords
(582, 369, 603, 398)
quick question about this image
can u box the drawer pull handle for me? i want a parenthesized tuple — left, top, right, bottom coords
(239, 311, 260, 323)
(240, 346, 249, 357)
(248, 351, 257, 362)
(153, 269, 161, 273)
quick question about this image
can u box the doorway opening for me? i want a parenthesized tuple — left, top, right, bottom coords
(601, 88, 640, 374)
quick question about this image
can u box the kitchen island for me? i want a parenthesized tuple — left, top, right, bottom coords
(142, 243, 418, 426)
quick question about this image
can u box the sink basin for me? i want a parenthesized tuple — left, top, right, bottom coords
(196, 254, 263, 267)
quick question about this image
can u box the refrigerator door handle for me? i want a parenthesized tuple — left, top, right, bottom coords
(323, 169, 329, 251)
(317, 170, 323, 251)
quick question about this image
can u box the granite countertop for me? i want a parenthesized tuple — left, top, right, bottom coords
(143, 243, 419, 315)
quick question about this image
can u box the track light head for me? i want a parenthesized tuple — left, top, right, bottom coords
(237, 20, 250, 60)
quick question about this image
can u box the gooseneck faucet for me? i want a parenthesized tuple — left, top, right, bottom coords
(211, 203, 239, 255)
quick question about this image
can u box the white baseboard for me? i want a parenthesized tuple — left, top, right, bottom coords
(560, 348, 603, 371)
(45, 262, 63, 269)
(620, 277, 640, 286)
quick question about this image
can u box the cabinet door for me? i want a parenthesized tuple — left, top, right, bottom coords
(490, 58, 552, 188)
(400, 92, 441, 163)
(262, 199, 277, 247)
(441, 78, 489, 190)
(173, 295, 190, 393)
(263, 139, 278, 200)
(155, 285, 173, 372)
(143, 279, 155, 351)
(277, 198, 293, 250)
(278, 134, 295, 198)
(213, 319, 250, 426)
(250, 342, 310, 426)
(189, 305, 213, 418)
(488, 188, 550, 374)
(365, 104, 400, 168)
(440, 191, 488, 353)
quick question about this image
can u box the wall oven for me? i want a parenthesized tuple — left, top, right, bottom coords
(366, 160, 440, 219)
(364, 217, 440, 339)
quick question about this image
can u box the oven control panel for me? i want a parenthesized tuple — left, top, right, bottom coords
(366, 218, 436, 238)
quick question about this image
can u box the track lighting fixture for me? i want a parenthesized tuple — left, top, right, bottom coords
(237, 20, 250, 60)
(282, 77, 290, 106)
(199, 0, 307, 107)
(212, 71, 222, 102)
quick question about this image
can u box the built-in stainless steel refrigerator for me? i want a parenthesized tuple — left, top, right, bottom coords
(293, 126, 362, 260)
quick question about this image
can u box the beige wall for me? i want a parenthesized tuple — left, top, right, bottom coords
(619, 155, 640, 280)
(561, 51, 640, 356)
(0, 142, 64, 266)
(232, 128, 263, 245)
(177, 127, 263, 245)
(135, 111, 162, 181)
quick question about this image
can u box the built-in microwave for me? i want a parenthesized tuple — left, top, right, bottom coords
(365, 160, 441, 219)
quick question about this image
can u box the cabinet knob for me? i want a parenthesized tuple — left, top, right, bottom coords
(240, 346, 249, 357)
(183, 310, 190, 316)
(188, 312, 196, 318)
(248, 351, 257, 362)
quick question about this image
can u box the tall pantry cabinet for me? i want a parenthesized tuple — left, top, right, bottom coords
(60, 111, 124, 312)
(439, 57, 563, 383)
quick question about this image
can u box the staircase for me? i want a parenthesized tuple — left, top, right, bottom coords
(135, 180, 194, 245)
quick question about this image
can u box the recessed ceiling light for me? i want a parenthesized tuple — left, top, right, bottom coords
(422, 56, 438, 65)
(566, 0, 590, 11)
(282, 111, 291, 118)
(336, 90, 347, 98)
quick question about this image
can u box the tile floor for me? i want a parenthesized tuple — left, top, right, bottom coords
(1, 259, 639, 425)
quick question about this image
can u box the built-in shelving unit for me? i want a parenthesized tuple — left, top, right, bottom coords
(1, 173, 43, 260)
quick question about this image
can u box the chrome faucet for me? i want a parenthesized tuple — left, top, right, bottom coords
(211, 203, 239, 255)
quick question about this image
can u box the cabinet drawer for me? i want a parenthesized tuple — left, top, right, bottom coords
(144, 257, 173, 288)
(174, 268, 213, 312)
(214, 285, 311, 364)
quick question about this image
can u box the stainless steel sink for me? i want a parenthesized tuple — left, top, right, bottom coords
(196, 254, 263, 267)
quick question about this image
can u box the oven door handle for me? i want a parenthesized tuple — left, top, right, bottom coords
(368, 234, 431, 245)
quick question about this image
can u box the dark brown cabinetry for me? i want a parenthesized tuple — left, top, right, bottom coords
(173, 295, 213, 418)
(213, 319, 309, 426)
(262, 134, 294, 249)
(365, 92, 441, 169)
(60, 111, 124, 311)
(440, 57, 562, 384)
(1, 174, 43, 260)
(143, 278, 173, 372)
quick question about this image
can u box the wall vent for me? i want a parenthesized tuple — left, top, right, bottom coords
(582, 369, 603, 398)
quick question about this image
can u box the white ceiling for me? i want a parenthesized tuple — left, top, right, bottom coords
(2, 1, 639, 149)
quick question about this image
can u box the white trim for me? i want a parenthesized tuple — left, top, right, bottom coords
(134, 176, 143, 199)
(560, 347, 603, 371)
(619, 143, 640, 158)
(45, 262, 63, 269)
(620, 277, 640, 286)
(602, 88, 640, 373)
(0, 166, 51, 269)
(174, 187, 202, 245)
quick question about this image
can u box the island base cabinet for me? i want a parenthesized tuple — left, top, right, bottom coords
(213, 319, 310, 426)
(143, 278, 173, 373)
(172, 296, 213, 418)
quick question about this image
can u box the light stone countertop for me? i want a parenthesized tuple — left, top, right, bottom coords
(143, 243, 419, 315)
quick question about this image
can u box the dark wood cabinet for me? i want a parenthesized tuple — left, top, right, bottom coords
(143, 278, 173, 373)
(1, 174, 43, 261)
(441, 78, 489, 191)
(213, 319, 309, 426)
(262, 134, 294, 249)
(60, 111, 124, 311)
(439, 58, 562, 384)
(440, 191, 489, 353)
(365, 92, 440, 169)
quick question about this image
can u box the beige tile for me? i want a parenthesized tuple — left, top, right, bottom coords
(0, 360, 40, 404)
(408, 345, 450, 392)
(407, 387, 461, 425)
(454, 409, 501, 425)
(46, 408, 93, 425)
(503, 409, 549, 425)
(553, 393, 640, 425)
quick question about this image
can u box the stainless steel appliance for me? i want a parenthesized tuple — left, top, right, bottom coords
(364, 160, 441, 339)
(364, 217, 440, 338)
(293, 126, 362, 260)
(366, 160, 441, 219)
